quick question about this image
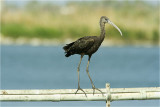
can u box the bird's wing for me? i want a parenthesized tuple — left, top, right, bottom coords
(70, 36, 95, 53)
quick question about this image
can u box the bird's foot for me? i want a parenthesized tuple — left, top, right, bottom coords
(92, 85, 104, 96)
(75, 87, 87, 97)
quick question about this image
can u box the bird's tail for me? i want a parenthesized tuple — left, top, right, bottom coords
(63, 42, 75, 57)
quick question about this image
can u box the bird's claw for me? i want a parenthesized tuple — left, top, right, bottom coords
(92, 85, 104, 96)
(75, 87, 87, 97)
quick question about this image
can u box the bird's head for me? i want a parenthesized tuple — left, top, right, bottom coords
(101, 16, 122, 36)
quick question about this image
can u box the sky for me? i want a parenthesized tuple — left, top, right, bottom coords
(3, 0, 159, 6)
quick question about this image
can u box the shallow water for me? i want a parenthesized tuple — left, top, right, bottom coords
(1, 45, 159, 107)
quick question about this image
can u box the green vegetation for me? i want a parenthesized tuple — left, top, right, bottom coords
(1, 1, 159, 45)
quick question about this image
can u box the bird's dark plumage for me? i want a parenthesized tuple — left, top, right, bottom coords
(63, 42, 75, 57)
(63, 36, 98, 57)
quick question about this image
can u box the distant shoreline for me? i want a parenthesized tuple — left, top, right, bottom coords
(1, 36, 159, 47)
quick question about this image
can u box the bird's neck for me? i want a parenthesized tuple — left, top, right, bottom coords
(99, 22, 106, 42)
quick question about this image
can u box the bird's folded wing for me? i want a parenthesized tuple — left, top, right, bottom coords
(71, 37, 95, 53)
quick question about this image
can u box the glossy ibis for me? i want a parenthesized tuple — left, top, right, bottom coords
(63, 16, 122, 96)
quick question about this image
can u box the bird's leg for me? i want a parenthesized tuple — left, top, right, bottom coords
(86, 55, 104, 96)
(75, 55, 87, 97)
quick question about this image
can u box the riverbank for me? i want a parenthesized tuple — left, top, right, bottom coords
(1, 35, 158, 47)
(2, 1, 159, 46)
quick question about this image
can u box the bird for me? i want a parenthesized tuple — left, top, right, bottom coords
(63, 16, 122, 96)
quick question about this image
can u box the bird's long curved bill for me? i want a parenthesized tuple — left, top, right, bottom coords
(108, 20, 122, 36)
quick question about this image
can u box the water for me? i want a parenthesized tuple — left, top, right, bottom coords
(1, 45, 159, 107)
